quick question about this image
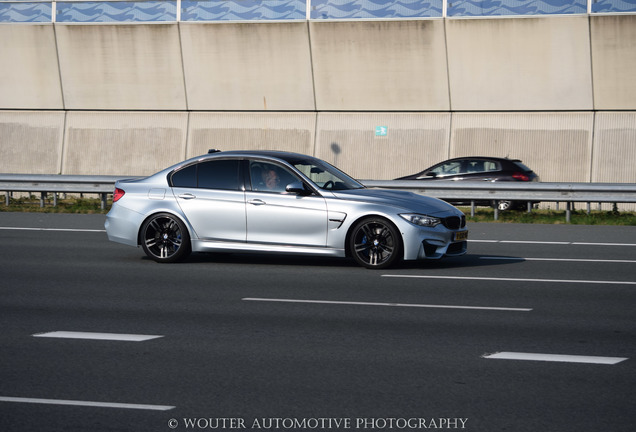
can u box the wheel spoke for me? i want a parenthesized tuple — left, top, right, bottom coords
(361, 224, 374, 239)
(149, 219, 162, 233)
(354, 242, 371, 254)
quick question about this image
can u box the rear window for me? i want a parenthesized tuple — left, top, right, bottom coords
(197, 160, 240, 190)
(170, 159, 241, 190)
(171, 164, 197, 188)
(512, 161, 533, 172)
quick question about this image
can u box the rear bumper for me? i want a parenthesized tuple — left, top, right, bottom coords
(104, 205, 144, 247)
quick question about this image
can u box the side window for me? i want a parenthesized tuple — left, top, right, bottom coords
(197, 160, 241, 190)
(465, 160, 485, 173)
(250, 161, 298, 193)
(430, 161, 462, 176)
(484, 161, 500, 172)
(171, 164, 197, 188)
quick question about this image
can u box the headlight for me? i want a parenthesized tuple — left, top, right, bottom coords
(399, 213, 441, 227)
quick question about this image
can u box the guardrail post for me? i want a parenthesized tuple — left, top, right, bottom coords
(40, 192, 45, 208)
(566, 202, 572, 223)
(494, 207, 499, 221)
(4, 192, 8, 206)
(101, 193, 107, 210)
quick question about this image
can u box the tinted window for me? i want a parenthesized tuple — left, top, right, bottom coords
(198, 160, 241, 190)
(429, 161, 462, 176)
(249, 161, 299, 193)
(512, 161, 532, 172)
(171, 164, 197, 188)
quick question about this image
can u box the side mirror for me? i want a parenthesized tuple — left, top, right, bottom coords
(286, 182, 312, 195)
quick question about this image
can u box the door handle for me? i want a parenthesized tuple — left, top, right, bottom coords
(178, 193, 196, 200)
(248, 199, 266, 206)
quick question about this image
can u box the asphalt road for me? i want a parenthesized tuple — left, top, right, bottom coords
(1, 213, 635, 432)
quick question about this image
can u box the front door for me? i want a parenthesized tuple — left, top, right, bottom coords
(245, 161, 328, 247)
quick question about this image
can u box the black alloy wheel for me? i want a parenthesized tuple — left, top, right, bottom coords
(349, 217, 402, 269)
(141, 213, 191, 263)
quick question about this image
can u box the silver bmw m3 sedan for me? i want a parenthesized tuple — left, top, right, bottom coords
(105, 150, 468, 269)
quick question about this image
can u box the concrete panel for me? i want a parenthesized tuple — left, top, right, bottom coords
(591, 15, 636, 110)
(314, 113, 451, 180)
(0, 111, 65, 174)
(446, 16, 593, 111)
(0, 25, 63, 109)
(62, 112, 188, 175)
(55, 24, 186, 110)
(450, 112, 594, 182)
(180, 22, 315, 111)
(309, 20, 450, 111)
(592, 112, 636, 183)
(186, 112, 316, 158)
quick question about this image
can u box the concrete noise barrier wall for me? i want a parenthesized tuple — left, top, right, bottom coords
(0, 16, 635, 191)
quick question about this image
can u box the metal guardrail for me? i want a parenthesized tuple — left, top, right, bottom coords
(1, 174, 635, 221)
(0, 174, 139, 210)
(362, 180, 636, 221)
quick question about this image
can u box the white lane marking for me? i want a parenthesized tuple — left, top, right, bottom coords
(382, 274, 636, 285)
(483, 352, 628, 365)
(501, 240, 570, 245)
(573, 242, 636, 246)
(0, 227, 105, 233)
(480, 256, 636, 264)
(33, 331, 163, 342)
(242, 297, 531, 312)
(470, 239, 636, 247)
(0, 396, 174, 411)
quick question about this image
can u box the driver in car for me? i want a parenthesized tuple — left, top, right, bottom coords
(262, 169, 281, 191)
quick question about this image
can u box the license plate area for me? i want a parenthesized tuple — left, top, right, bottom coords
(454, 231, 468, 241)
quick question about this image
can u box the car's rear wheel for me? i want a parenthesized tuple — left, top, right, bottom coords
(349, 217, 402, 269)
(140, 213, 191, 263)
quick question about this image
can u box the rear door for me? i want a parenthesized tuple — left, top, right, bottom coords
(171, 159, 247, 242)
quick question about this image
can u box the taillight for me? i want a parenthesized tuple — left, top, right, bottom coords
(512, 172, 530, 181)
(113, 188, 125, 202)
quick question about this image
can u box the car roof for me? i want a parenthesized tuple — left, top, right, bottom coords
(444, 156, 523, 163)
(200, 149, 313, 162)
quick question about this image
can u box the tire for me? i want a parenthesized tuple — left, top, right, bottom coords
(349, 217, 402, 269)
(140, 213, 191, 263)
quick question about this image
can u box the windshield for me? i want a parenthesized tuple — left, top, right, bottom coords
(286, 157, 364, 191)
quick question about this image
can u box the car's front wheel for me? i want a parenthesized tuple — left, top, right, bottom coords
(140, 213, 191, 263)
(349, 217, 402, 269)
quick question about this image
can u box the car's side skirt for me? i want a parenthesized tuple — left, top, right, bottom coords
(191, 239, 346, 257)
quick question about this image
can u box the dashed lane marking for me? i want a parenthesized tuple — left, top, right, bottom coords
(0, 396, 174, 411)
(33, 331, 163, 342)
(483, 352, 628, 365)
(382, 275, 636, 286)
(243, 297, 532, 312)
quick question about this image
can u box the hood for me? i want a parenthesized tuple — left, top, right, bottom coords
(331, 188, 460, 215)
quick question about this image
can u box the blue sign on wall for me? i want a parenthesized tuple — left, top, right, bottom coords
(375, 126, 388, 137)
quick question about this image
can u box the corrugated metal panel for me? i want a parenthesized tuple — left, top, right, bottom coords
(450, 112, 594, 182)
(315, 113, 451, 180)
(0, 111, 65, 174)
(187, 112, 316, 158)
(62, 112, 188, 176)
(592, 112, 636, 183)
